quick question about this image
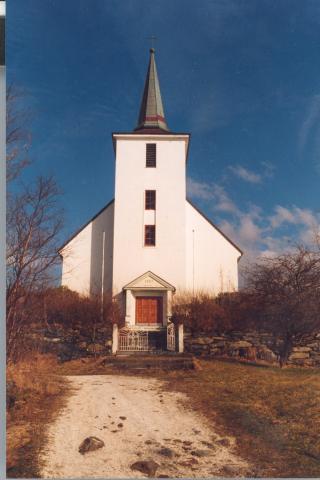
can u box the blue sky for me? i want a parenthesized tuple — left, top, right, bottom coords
(7, 0, 320, 259)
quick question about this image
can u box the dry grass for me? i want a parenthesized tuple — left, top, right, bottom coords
(6, 354, 116, 477)
(6, 354, 69, 478)
(7, 353, 320, 478)
(163, 359, 320, 477)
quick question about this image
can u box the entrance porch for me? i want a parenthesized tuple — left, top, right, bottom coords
(112, 271, 183, 354)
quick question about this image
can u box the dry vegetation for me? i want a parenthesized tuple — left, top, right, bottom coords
(164, 359, 320, 477)
(6, 354, 70, 478)
(6, 354, 320, 478)
(6, 353, 117, 477)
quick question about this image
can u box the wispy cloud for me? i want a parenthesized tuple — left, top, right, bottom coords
(187, 178, 239, 214)
(228, 162, 275, 184)
(228, 165, 262, 184)
(298, 94, 320, 151)
(187, 175, 320, 260)
(269, 205, 318, 229)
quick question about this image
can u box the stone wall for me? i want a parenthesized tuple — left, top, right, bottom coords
(184, 330, 320, 367)
(25, 325, 113, 362)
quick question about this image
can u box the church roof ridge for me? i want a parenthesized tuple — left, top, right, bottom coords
(134, 48, 169, 133)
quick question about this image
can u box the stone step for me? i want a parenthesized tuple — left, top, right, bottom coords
(101, 353, 195, 371)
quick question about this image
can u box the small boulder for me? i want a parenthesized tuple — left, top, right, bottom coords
(157, 447, 175, 458)
(216, 438, 230, 447)
(130, 460, 160, 477)
(190, 449, 211, 457)
(220, 465, 239, 476)
(78, 436, 105, 454)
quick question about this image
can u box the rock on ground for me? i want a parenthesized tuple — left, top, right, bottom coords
(78, 436, 105, 454)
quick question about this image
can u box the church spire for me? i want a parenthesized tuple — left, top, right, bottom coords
(135, 48, 170, 132)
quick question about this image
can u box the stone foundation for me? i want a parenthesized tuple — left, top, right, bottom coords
(184, 331, 320, 367)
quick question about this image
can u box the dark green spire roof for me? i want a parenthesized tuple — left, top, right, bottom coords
(135, 49, 169, 133)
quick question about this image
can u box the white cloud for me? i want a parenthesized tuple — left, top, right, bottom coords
(187, 178, 239, 215)
(269, 205, 296, 228)
(228, 162, 275, 184)
(228, 165, 262, 184)
(269, 205, 318, 229)
(187, 176, 320, 261)
(186, 177, 214, 201)
(299, 94, 320, 151)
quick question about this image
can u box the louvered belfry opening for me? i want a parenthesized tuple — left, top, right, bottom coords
(146, 143, 156, 167)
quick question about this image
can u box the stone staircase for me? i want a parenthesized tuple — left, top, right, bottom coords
(101, 353, 195, 371)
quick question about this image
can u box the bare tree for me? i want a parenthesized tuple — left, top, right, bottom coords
(6, 87, 63, 360)
(6, 84, 31, 182)
(244, 245, 320, 366)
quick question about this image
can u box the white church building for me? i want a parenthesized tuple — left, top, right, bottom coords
(59, 49, 242, 352)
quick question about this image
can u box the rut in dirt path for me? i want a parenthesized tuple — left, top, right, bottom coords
(40, 375, 249, 478)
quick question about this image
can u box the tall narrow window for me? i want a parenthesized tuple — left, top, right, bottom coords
(145, 190, 156, 210)
(144, 225, 156, 246)
(146, 143, 156, 167)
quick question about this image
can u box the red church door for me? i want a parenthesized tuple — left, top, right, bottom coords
(136, 297, 163, 325)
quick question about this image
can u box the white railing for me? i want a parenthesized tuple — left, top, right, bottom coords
(118, 328, 149, 351)
(167, 323, 176, 351)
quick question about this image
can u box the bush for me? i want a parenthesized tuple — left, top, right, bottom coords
(7, 287, 121, 362)
(171, 290, 258, 335)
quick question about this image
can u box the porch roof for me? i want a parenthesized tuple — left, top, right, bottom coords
(123, 271, 175, 292)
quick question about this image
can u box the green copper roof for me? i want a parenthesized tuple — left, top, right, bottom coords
(135, 48, 169, 132)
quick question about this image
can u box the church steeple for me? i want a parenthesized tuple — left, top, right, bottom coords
(135, 48, 170, 133)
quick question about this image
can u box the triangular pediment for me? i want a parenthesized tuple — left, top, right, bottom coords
(123, 271, 175, 291)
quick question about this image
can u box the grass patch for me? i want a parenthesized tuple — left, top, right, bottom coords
(164, 359, 320, 477)
(6, 354, 320, 478)
(6, 354, 118, 477)
(6, 354, 71, 478)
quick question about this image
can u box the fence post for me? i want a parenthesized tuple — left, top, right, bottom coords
(178, 323, 184, 353)
(112, 323, 118, 354)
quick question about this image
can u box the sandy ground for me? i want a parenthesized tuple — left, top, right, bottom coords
(40, 375, 249, 478)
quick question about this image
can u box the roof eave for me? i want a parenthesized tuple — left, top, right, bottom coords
(186, 198, 243, 256)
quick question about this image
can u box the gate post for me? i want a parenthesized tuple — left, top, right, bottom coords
(178, 323, 184, 353)
(112, 323, 118, 354)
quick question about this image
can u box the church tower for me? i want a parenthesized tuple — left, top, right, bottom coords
(112, 49, 190, 322)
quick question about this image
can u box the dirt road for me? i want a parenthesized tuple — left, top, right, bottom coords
(40, 375, 248, 478)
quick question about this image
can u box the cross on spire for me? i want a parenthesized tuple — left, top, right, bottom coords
(147, 35, 157, 50)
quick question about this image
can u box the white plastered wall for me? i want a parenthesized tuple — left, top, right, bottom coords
(60, 222, 92, 295)
(60, 203, 114, 296)
(185, 201, 241, 294)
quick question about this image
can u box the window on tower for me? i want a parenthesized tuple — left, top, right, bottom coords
(146, 143, 156, 167)
(144, 225, 156, 246)
(145, 190, 156, 210)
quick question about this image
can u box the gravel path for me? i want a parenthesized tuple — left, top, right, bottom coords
(40, 375, 248, 478)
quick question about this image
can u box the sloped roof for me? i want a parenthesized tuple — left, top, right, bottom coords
(134, 48, 169, 133)
(58, 199, 114, 253)
(123, 271, 175, 291)
(187, 198, 243, 256)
